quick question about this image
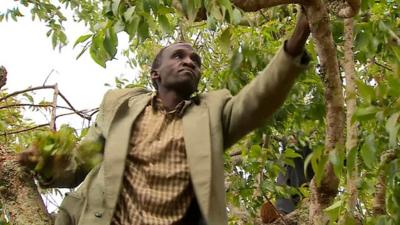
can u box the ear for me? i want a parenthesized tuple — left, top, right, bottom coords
(150, 70, 160, 80)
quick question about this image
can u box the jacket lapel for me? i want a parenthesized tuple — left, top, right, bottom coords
(103, 93, 151, 208)
(183, 102, 212, 219)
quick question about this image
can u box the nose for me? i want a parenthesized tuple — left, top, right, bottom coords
(182, 56, 195, 69)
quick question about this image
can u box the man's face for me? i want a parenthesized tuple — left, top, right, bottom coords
(153, 43, 201, 96)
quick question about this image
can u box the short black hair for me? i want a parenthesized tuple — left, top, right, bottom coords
(150, 46, 167, 90)
(151, 47, 167, 72)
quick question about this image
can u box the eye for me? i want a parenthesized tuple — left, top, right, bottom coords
(191, 55, 201, 67)
(173, 53, 183, 60)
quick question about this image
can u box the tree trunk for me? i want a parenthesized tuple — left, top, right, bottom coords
(304, 1, 345, 224)
(0, 147, 52, 225)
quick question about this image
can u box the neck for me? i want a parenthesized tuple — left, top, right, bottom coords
(157, 87, 190, 111)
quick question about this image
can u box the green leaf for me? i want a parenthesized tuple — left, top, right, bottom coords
(59, 31, 67, 45)
(23, 93, 34, 104)
(73, 34, 92, 48)
(304, 153, 313, 179)
(356, 79, 375, 102)
(231, 8, 241, 25)
(137, 18, 150, 42)
(123, 6, 136, 22)
(209, 5, 223, 20)
(158, 15, 172, 34)
(90, 32, 107, 68)
(218, 0, 233, 21)
(51, 32, 57, 49)
(125, 15, 141, 40)
(249, 145, 261, 158)
(231, 50, 243, 71)
(112, 0, 121, 16)
(385, 112, 400, 148)
(329, 149, 345, 178)
(43, 143, 55, 153)
(346, 147, 358, 176)
(103, 27, 118, 59)
(218, 27, 231, 51)
(324, 200, 343, 222)
(284, 148, 302, 159)
(353, 106, 379, 122)
(181, 0, 201, 21)
(360, 134, 377, 169)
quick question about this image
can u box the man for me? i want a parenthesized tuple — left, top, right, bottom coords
(19, 10, 311, 225)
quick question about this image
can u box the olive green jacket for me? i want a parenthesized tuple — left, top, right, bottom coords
(52, 46, 308, 225)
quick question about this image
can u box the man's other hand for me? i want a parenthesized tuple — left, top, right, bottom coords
(18, 146, 40, 171)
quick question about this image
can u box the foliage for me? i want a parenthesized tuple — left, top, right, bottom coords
(30, 125, 102, 179)
(0, 90, 38, 152)
(1, 0, 399, 224)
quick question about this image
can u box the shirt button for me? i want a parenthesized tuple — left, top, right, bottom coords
(95, 212, 103, 218)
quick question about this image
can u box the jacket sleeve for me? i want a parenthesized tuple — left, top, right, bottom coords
(222, 45, 309, 148)
(38, 92, 108, 188)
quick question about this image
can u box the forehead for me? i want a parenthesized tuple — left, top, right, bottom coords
(163, 43, 195, 56)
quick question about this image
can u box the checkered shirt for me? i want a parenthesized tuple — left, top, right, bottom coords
(111, 95, 194, 225)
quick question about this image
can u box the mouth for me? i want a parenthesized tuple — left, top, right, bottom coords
(178, 68, 195, 77)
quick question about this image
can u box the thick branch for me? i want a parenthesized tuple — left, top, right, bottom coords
(372, 149, 397, 215)
(0, 66, 7, 89)
(305, 1, 345, 224)
(339, 17, 359, 223)
(231, 0, 301, 12)
(0, 147, 52, 225)
(327, 0, 360, 18)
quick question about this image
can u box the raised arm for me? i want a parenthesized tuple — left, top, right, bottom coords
(222, 10, 311, 148)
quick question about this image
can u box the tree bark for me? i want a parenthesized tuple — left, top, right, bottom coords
(263, 199, 310, 225)
(0, 146, 52, 225)
(0, 66, 7, 90)
(339, 17, 359, 223)
(372, 149, 397, 215)
(303, 1, 345, 224)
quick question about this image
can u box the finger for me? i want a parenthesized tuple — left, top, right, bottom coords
(17, 149, 39, 169)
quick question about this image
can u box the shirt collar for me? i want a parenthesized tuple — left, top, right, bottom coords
(150, 92, 194, 117)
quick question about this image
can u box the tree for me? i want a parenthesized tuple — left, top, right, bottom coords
(1, 0, 399, 224)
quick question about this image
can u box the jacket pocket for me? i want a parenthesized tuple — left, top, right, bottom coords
(55, 192, 85, 225)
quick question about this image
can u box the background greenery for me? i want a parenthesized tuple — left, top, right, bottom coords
(0, 0, 399, 224)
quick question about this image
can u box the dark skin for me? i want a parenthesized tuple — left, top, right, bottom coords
(18, 10, 311, 171)
(152, 10, 310, 111)
(151, 43, 202, 111)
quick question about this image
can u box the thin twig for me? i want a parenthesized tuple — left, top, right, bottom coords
(50, 84, 59, 130)
(55, 108, 98, 120)
(193, 31, 203, 48)
(374, 61, 393, 72)
(0, 123, 49, 136)
(42, 69, 56, 86)
(88, 108, 99, 117)
(0, 85, 56, 102)
(229, 149, 242, 157)
(0, 103, 74, 111)
(57, 91, 90, 119)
